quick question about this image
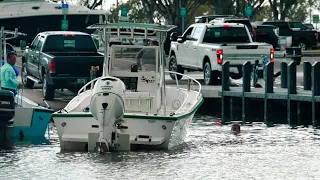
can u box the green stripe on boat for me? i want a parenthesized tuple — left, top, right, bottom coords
(52, 98, 204, 121)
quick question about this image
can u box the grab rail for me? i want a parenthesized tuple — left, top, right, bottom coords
(77, 77, 100, 95)
(165, 71, 202, 100)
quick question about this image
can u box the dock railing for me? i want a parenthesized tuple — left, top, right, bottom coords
(220, 60, 320, 128)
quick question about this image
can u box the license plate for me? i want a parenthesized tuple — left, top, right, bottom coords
(77, 79, 86, 84)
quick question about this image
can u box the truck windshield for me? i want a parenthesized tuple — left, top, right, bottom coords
(42, 34, 97, 52)
(202, 27, 250, 43)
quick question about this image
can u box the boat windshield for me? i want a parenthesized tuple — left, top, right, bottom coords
(110, 45, 159, 73)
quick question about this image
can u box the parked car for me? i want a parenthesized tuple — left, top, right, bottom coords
(20, 31, 104, 100)
(169, 22, 273, 85)
(252, 24, 280, 50)
(260, 21, 318, 50)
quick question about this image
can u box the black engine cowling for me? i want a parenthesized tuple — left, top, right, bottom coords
(0, 90, 15, 127)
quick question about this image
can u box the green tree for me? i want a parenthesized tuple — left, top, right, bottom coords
(109, 0, 151, 23)
(141, 0, 210, 26)
(253, 5, 273, 21)
(268, 0, 298, 20)
(186, 5, 212, 26)
(268, 0, 317, 22)
(286, 0, 309, 22)
(207, 0, 267, 20)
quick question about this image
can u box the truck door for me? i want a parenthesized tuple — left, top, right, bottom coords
(27, 35, 40, 77)
(34, 36, 45, 78)
(189, 27, 203, 67)
(178, 27, 195, 66)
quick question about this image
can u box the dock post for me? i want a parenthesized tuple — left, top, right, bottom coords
(303, 61, 312, 90)
(281, 62, 287, 88)
(312, 62, 320, 128)
(242, 61, 251, 124)
(264, 62, 274, 126)
(221, 61, 230, 125)
(287, 61, 297, 127)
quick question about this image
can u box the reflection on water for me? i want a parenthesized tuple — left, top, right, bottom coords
(1, 117, 320, 180)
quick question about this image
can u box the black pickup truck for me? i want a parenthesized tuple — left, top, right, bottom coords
(20, 31, 104, 100)
(252, 24, 280, 50)
(260, 21, 318, 50)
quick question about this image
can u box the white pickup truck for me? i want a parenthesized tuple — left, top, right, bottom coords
(168, 22, 274, 85)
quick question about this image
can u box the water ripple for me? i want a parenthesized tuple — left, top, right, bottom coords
(1, 117, 320, 179)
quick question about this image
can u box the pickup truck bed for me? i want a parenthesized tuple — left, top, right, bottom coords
(48, 52, 103, 77)
(21, 31, 104, 100)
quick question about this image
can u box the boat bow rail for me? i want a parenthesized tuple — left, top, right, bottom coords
(165, 71, 202, 100)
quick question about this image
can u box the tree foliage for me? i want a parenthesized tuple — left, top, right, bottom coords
(79, 0, 319, 25)
(140, 0, 210, 25)
(207, 0, 267, 20)
(109, 0, 152, 23)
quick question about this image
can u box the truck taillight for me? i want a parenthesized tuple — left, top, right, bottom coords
(316, 33, 318, 40)
(50, 61, 56, 73)
(270, 48, 274, 62)
(217, 49, 223, 65)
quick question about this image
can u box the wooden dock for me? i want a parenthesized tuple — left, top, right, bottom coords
(219, 60, 320, 127)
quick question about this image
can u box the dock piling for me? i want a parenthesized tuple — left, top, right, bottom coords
(264, 62, 274, 125)
(287, 61, 297, 126)
(221, 61, 230, 125)
(242, 61, 251, 124)
(303, 61, 312, 90)
(312, 62, 320, 127)
(281, 62, 287, 88)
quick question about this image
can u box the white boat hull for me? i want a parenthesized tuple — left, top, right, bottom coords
(53, 105, 200, 151)
(52, 44, 204, 151)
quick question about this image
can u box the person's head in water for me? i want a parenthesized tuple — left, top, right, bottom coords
(7, 51, 17, 66)
(148, 40, 159, 46)
(231, 123, 241, 133)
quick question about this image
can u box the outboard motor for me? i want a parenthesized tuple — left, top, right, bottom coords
(0, 90, 15, 145)
(90, 76, 126, 152)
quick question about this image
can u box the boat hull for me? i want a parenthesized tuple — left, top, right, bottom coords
(53, 108, 200, 151)
(11, 107, 53, 137)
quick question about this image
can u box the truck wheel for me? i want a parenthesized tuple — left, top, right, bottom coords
(42, 73, 55, 100)
(297, 42, 307, 51)
(21, 63, 34, 88)
(230, 67, 243, 79)
(168, 55, 184, 80)
(293, 57, 301, 65)
(203, 62, 219, 85)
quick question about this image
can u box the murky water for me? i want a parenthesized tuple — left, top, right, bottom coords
(1, 115, 320, 180)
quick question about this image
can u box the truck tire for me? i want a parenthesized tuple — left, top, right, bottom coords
(203, 62, 219, 85)
(230, 67, 243, 79)
(168, 55, 184, 80)
(297, 41, 307, 51)
(42, 73, 55, 100)
(21, 63, 35, 88)
(293, 57, 301, 65)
